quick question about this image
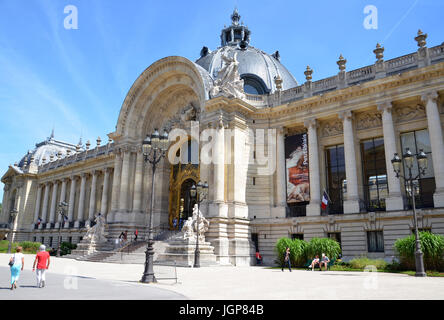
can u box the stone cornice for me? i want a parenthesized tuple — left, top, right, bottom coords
(241, 62, 444, 122)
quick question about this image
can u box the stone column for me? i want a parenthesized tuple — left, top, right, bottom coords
(40, 182, 50, 228)
(377, 102, 404, 211)
(1, 185, 10, 223)
(47, 181, 58, 227)
(67, 176, 77, 227)
(87, 170, 98, 226)
(110, 150, 122, 213)
(133, 149, 144, 212)
(422, 91, 444, 207)
(119, 147, 131, 212)
(339, 110, 360, 213)
(276, 127, 287, 207)
(304, 118, 321, 216)
(100, 168, 111, 216)
(214, 120, 225, 203)
(56, 178, 68, 227)
(33, 184, 42, 226)
(75, 173, 87, 227)
(209, 119, 228, 219)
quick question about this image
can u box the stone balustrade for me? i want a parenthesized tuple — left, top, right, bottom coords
(39, 142, 114, 173)
(245, 42, 444, 108)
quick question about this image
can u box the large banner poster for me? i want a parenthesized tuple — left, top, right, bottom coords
(285, 133, 310, 203)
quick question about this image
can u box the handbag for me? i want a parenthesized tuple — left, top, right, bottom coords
(8, 254, 14, 267)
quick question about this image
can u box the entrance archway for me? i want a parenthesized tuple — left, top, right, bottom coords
(178, 178, 197, 229)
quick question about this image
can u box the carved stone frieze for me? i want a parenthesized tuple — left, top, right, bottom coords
(321, 119, 343, 137)
(394, 104, 426, 123)
(356, 112, 382, 130)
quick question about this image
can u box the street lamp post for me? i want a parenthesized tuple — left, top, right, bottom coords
(56, 201, 68, 257)
(391, 148, 428, 277)
(190, 181, 209, 268)
(7, 209, 18, 254)
(141, 128, 169, 284)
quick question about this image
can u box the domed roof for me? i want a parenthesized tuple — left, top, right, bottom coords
(195, 9, 298, 94)
(196, 45, 298, 94)
(18, 132, 79, 168)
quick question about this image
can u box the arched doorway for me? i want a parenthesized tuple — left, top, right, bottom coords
(168, 139, 200, 230)
(177, 178, 197, 230)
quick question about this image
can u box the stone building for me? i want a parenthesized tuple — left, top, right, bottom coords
(1, 10, 444, 264)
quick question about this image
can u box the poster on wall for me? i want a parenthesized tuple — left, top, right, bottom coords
(285, 133, 310, 203)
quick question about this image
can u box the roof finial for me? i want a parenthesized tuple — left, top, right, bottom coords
(231, 7, 240, 26)
(50, 127, 54, 140)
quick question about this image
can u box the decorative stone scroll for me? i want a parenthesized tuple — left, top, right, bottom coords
(394, 104, 426, 123)
(356, 112, 382, 130)
(321, 119, 343, 137)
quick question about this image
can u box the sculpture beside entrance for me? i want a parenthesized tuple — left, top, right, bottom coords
(182, 204, 210, 242)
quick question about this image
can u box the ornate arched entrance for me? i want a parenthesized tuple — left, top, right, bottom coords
(169, 163, 199, 230)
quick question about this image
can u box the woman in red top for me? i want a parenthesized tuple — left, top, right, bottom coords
(32, 245, 50, 288)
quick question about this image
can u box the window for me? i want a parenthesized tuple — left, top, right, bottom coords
(328, 233, 341, 247)
(41, 237, 44, 244)
(400, 129, 435, 208)
(33, 237, 37, 242)
(241, 75, 268, 95)
(49, 237, 53, 247)
(68, 237, 73, 244)
(252, 177, 256, 185)
(367, 231, 384, 252)
(291, 234, 304, 240)
(361, 138, 388, 211)
(325, 145, 346, 214)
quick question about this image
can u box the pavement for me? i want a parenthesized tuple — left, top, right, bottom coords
(1, 253, 443, 300)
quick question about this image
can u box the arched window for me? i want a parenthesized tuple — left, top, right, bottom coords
(241, 74, 268, 95)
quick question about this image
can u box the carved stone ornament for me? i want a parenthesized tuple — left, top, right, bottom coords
(321, 119, 343, 137)
(83, 214, 108, 243)
(394, 104, 426, 123)
(356, 112, 382, 130)
(182, 204, 210, 242)
(210, 50, 245, 100)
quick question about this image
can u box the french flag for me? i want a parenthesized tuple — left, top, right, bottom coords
(36, 217, 42, 226)
(321, 191, 329, 210)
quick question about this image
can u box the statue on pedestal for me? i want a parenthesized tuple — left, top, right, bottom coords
(84, 213, 108, 243)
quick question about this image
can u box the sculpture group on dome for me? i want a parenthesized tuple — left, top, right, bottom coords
(210, 50, 245, 100)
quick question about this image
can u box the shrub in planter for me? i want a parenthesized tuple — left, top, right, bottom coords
(394, 231, 444, 271)
(305, 237, 341, 261)
(274, 237, 308, 267)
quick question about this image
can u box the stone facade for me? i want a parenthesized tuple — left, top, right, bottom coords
(1, 12, 444, 265)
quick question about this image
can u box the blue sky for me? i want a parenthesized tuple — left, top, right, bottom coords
(0, 0, 443, 201)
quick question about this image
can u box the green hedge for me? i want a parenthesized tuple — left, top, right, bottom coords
(0, 240, 42, 253)
(394, 231, 444, 271)
(49, 242, 77, 256)
(275, 237, 341, 267)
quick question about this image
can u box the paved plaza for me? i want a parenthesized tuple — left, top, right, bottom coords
(1, 253, 443, 300)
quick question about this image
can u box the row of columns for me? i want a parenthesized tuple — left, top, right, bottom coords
(274, 90, 444, 215)
(33, 168, 112, 229)
(109, 146, 149, 218)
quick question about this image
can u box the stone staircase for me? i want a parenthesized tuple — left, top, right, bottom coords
(68, 228, 181, 264)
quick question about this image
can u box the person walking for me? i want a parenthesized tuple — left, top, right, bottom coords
(9, 246, 24, 290)
(32, 245, 50, 288)
(134, 229, 138, 241)
(282, 247, 292, 272)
